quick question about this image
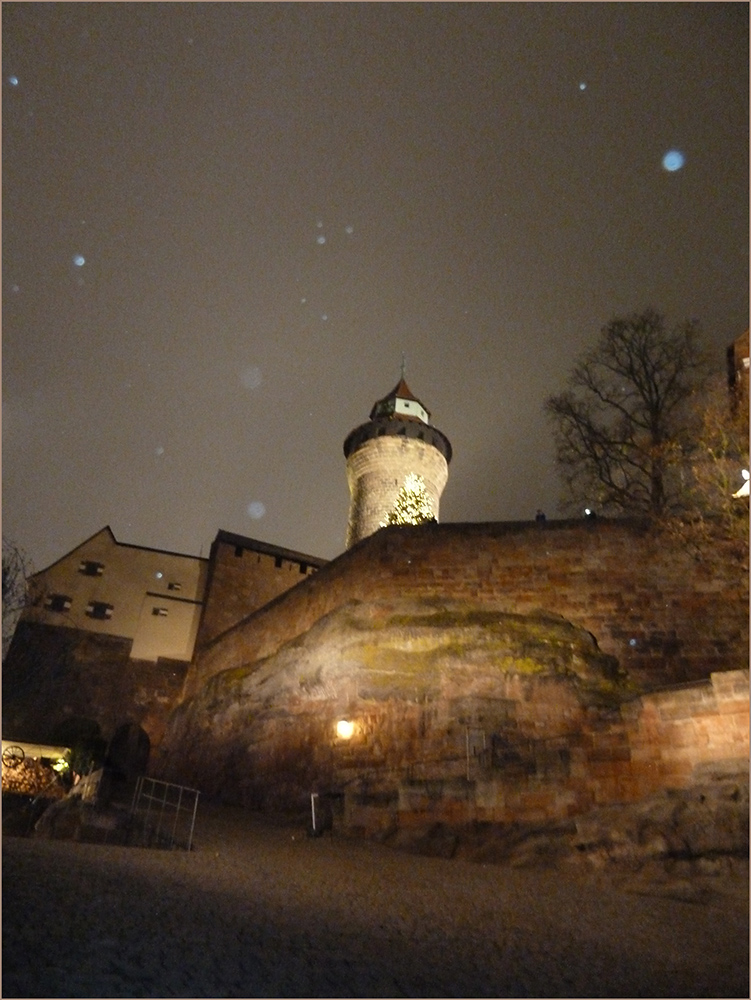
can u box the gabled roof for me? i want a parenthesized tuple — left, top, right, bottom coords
(31, 525, 208, 577)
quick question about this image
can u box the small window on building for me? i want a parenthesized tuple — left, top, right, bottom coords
(79, 560, 104, 576)
(167, 582, 181, 592)
(234, 546, 243, 557)
(299, 563, 307, 574)
(86, 601, 113, 620)
(152, 607, 168, 617)
(274, 556, 283, 568)
(45, 594, 72, 613)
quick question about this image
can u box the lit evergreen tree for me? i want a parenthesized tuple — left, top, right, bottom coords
(381, 473, 436, 527)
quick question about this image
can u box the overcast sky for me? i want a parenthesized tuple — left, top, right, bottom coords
(3, 2, 748, 571)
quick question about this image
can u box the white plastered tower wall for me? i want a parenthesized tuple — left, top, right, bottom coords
(343, 378, 452, 549)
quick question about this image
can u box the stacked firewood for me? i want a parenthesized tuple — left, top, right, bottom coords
(2, 758, 66, 798)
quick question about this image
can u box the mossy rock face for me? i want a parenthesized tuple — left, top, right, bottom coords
(156, 599, 635, 804)
(179, 599, 631, 728)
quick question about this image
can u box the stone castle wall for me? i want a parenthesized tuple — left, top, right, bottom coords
(381, 670, 750, 832)
(196, 537, 321, 649)
(3, 622, 188, 749)
(346, 436, 449, 547)
(186, 519, 748, 698)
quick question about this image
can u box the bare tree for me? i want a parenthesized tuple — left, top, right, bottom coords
(672, 374, 749, 554)
(545, 309, 714, 517)
(2, 537, 33, 658)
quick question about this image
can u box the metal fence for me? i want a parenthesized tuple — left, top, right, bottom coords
(129, 776, 200, 851)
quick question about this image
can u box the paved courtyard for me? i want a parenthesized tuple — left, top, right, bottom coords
(3, 800, 748, 998)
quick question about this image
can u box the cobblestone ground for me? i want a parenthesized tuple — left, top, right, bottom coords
(3, 801, 748, 998)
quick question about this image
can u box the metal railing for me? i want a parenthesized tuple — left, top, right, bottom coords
(129, 776, 200, 851)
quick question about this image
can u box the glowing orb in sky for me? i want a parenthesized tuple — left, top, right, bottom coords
(345, 224, 354, 234)
(247, 501, 266, 519)
(316, 235, 326, 244)
(578, 82, 586, 90)
(8, 75, 18, 86)
(155, 446, 164, 456)
(73, 254, 85, 266)
(662, 149, 685, 172)
(240, 366, 263, 390)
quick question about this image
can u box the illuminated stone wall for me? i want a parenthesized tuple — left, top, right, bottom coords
(195, 533, 325, 649)
(345, 435, 449, 548)
(156, 595, 749, 834)
(186, 519, 748, 697)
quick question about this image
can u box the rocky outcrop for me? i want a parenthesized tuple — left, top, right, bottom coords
(156, 599, 748, 858)
(412, 761, 748, 874)
(156, 599, 631, 810)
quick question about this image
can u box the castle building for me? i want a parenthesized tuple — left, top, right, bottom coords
(4, 356, 747, 766)
(343, 377, 452, 548)
(18, 527, 209, 664)
(3, 527, 325, 746)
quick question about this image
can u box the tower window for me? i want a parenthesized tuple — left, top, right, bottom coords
(167, 582, 181, 592)
(299, 563, 307, 574)
(45, 594, 72, 613)
(274, 556, 283, 568)
(234, 546, 243, 557)
(152, 607, 168, 617)
(86, 601, 113, 620)
(79, 560, 104, 576)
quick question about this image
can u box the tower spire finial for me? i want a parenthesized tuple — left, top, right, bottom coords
(400, 352, 406, 380)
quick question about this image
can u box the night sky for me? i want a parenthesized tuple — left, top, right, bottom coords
(3, 3, 748, 572)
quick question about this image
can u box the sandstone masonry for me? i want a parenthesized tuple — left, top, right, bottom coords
(186, 519, 748, 698)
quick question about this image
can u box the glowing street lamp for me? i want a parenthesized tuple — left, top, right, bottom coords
(335, 719, 355, 740)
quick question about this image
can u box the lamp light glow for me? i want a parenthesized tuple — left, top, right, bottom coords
(336, 719, 355, 739)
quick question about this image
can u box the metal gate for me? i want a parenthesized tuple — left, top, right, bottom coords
(129, 776, 200, 851)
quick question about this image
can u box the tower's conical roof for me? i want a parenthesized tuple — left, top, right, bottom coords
(344, 376, 451, 463)
(369, 378, 430, 423)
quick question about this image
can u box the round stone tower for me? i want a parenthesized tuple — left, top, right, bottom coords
(343, 377, 452, 548)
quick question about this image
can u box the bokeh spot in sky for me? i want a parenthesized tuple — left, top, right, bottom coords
(316, 235, 326, 244)
(345, 225, 354, 234)
(247, 501, 266, 519)
(73, 254, 86, 266)
(578, 82, 586, 90)
(155, 446, 165, 456)
(8, 75, 18, 86)
(662, 150, 685, 172)
(240, 366, 263, 390)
